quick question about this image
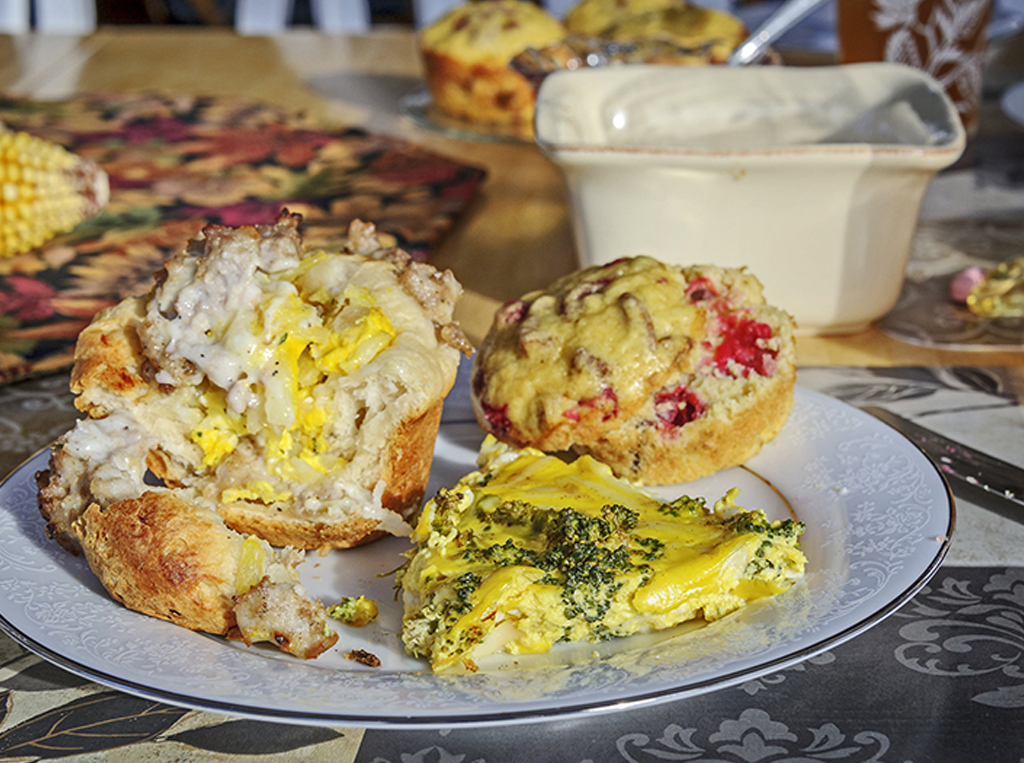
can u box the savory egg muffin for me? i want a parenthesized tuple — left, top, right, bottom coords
(398, 437, 807, 672)
(37, 212, 470, 657)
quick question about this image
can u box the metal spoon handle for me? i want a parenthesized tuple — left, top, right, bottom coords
(727, 0, 834, 66)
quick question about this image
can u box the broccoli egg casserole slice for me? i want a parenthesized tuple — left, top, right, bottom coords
(398, 437, 807, 672)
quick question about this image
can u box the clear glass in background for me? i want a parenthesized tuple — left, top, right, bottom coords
(837, 0, 993, 136)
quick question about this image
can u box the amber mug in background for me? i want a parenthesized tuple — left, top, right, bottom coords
(837, 0, 993, 136)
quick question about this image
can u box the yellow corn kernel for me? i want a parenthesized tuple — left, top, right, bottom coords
(0, 127, 109, 258)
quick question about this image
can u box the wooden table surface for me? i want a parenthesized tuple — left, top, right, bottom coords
(1, 26, 1022, 370)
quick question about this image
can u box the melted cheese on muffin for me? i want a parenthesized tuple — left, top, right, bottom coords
(399, 437, 806, 672)
(472, 256, 706, 452)
(125, 223, 460, 537)
(42, 215, 467, 558)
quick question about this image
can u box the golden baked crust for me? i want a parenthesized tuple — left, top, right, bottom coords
(471, 258, 795, 485)
(420, 0, 565, 133)
(216, 400, 444, 549)
(74, 491, 339, 658)
(584, 363, 795, 483)
(74, 491, 245, 635)
(564, 0, 683, 36)
(69, 298, 149, 418)
(421, 50, 540, 133)
(604, 5, 747, 62)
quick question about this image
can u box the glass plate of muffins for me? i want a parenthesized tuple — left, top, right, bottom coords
(408, 0, 752, 143)
(399, 87, 533, 143)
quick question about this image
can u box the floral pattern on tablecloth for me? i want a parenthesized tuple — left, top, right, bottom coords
(0, 93, 486, 385)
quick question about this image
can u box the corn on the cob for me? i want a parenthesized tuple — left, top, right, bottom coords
(0, 126, 109, 258)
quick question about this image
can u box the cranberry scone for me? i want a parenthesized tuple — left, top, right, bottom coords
(470, 256, 795, 484)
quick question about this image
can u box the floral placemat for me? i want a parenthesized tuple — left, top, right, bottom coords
(0, 93, 486, 385)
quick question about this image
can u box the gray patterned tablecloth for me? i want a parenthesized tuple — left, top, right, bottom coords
(0, 364, 1022, 762)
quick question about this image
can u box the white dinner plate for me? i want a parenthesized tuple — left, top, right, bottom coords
(0, 385, 952, 728)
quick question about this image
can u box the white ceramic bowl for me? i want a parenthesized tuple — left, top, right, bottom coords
(534, 63, 966, 334)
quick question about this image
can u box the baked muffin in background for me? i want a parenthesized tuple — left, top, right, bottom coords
(604, 4, 747, 62)
(563, 0, 683, 36)
(470, 256, 796, 485)
(419, 0, 565, 134)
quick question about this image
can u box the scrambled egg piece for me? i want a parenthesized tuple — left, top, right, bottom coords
(182, 259, 397, 501)
(398, 437, 806, 672)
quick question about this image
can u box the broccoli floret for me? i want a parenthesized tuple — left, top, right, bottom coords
(546, 505, 638, 546)
(727, 512, 805, 540)
(726, 513, 805, 580)
(633, 536, 666, 561)
(478, 499, 553, 534)
(554, 541, 631, 623)
(531, 506, 640, 623)
(429, 488, 467, 535)
(451, 572, 482, 615)
(473, 537, 539, 567)
(658, 495, 706, 517)
(456, 503, 653, 626)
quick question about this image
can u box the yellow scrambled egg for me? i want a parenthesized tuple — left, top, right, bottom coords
(398, 437, 807, 672)
(187, 253, 396, 501)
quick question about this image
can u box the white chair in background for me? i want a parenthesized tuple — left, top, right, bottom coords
(233, 0, 580, 35)
(310, 0, 372, 31)
(0, 0, 96, 33)
(0, 0, 30, 34)
(410, 0, 457, 26)
(35, 0, 97, 32)
(235, 0, 371, 34)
